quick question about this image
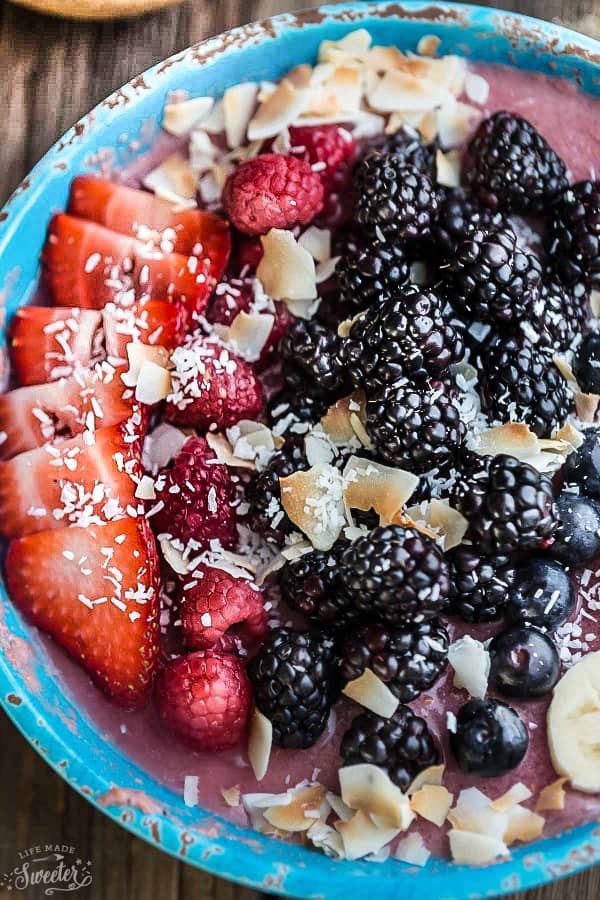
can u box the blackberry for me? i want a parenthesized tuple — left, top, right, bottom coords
(479, 334, 570, 437)
(335, 242, 410, 312)
(267, 388, 330, 434)
(433, 188, 505, 257)
(573, 333, 600, 394)
(279, 544, 360, 628)
(339, 524, 450, 624)
(450, 450, 492, 521)
(248, 627, 339, 749)
(281, 319, 347, 397)
(447, 226, 542, 325)
(467, 454, 557, 556)
(466, 111, 568, 213)
(340, 619, 449, 702)
(447, 544, 511, 623)
(365, 380, 466, 473)
(341, 287, 465, 390)
(354, 154, 439, 241)
(368, 126, 436, 174)
(528, 278, 588, 353)
(546, 180, 600, 287)
(245, 437, 308, 545)
(341, 705, 439, 791)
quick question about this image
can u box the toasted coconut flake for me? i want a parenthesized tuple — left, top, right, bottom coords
(247, 79, 308, 141)
(305, 430, 335, 467)
(248, 707, 272, 782)
(504, 805, 545, 845)
(405, 499, 468, 551)
(417, 34, 441, 56)
(575, 391, 600, 423)
(350, 411, 372, 447)
(321, 392, 365, 445)
(143, 153, 197, 205)
(448, 788, 509, 841)
(163, 96, 214, 136)
(285, 64, 313, 90)
(343, 455, 419, 525)
(407, 764, 445, 796)
(304, 66, 362, 118)
(469, 422, 539, 459)
(298, 226, 332, 263)
(221, 785, 241, 808)
(218, 311, 274, 362)
(368, 70, 454, 113)
(449, 830, 509, 866)
(326, 791, 354, 822)
(135, 475, 156, 501)
(552, 422, 584, 449)
(257, 229, 317, 305)
(122, 342, 170, 388)
(394, 832, 431, 867)
(490, 783, 532, 812)
(319, 29, 372, 65)
(448, 635, 490, 699)
(160, 539, 188, 575)
(465, 71, 490, 105)
(205, 432, 256, 470)
(307, 821, 346, 858)
(336, 810, 401, 862)
(135, 361, 172, 404)
(437, 101, 480, 148)
(223, 82, 259, 148)
(554, 354, 576, 383)
(410, 785, 453, 827)
(263, 785, 329, 832)
(280, 463, 345, 551)
(342, 668, 400, 718)
(340, 764, 415, 830)
(201, 99, 226, 134)
(436, 149, 461, 188)
(255, 553, 286, 586)
(365, 45, 409, 71)
(189, 129, 218, 172)
(535, 777, 567, 812)
(591, 290, 600, 318)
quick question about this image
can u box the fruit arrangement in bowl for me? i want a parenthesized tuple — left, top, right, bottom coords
(1, 16, 600, 875)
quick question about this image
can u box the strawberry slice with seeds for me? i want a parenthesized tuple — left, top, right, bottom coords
(102, 299, 186, 360)
(68, 176, 231, 279)
(44, 214, 213, 317)
(5, 517, 160, 708)
(8, 306, 103, 387)
(0, 422, 143, 540)
(0, 363, 144, 461)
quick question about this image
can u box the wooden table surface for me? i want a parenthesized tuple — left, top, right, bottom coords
(0, 0, 599, 897)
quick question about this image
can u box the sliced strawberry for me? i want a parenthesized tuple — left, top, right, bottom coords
(68, 176, 231, 279)
(0, 422, 142, 540)
(44, 214, 213, 317)
(102, 300, 186, 360)
(8, 306, 103, 387)
(5, 517, 160, 708)
(0, 363, 144, 461)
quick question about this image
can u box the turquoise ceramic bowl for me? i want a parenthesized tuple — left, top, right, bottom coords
(0, 3, 599, 897)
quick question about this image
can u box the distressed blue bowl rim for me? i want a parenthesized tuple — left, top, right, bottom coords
(0, 3, 599, 897)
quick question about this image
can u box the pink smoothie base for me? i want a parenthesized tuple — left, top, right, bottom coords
(23, 61, 600, 859)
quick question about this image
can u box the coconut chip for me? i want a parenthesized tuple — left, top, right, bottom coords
(298, 226, 332, 263)
(503, 805, 545, 845)
(448, 635, 490, 699)
(448, 788, 509, 841)
(135, 475, 156, 501)
(248, 707, 272, 781)
(279, 463, 345, 551)
(553, 422, 584, 449)
(160, 539, 188, 575)
(321, 391, 366, 445)
(574, 391, 600, 423)
(410, 785, 454, 827)
(449, 830, 509, 866)
(490, 783, 532, 812)
(205, 432, 256, 470)
(436, 149, 461, 188)
(221, 785, 241, 807)
(339, 764, 415, 830)
(403, 499, 467, 550)
(368, 70, 454, 113)
(407, 765, 445, 796)
(247, 79, 308, 141)
(535, 777, 568, 812)
(465, 71, 490, 105)
(223, 82, 259, 149)
(326, 792, 354, 822)
(263, 785, 329, 832)
(135, 361, 172, 404)
(307, 821, 346, 858)
(336, 810, 401, 862)
(468, 422, 575, 473)
(143, 153, 197, 205)
(436, 101, 480, 148)
(215, 310, 274, 362)
(257, 229, 317, 310)
(342, 668, 400, 718)
(318, 29, 372, 66)
(394, 832, 430, 867)
(163, 96, 214, 135)
(417, 34, 441, 57)
(590, 289, 600, 318)
(343, 455, 419, 525)
(121, 343, 170, 388)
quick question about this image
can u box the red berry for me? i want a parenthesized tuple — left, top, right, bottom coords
(165, 338, 263, 430)
(151, 436, 237, 548)
(231, 232, 264, 273)
(180, 565, 268, 650)
(155, 650, 252, 751)
(222, 154, 324, 236)
(288, 124, 356, 188)
(207, 281, 293, 364)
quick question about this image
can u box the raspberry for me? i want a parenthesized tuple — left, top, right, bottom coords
(288, 124, 356, 187)
(207, 280, 292, 364)
(165, 338, 263, 431)
(151, 436, 236, 548)
(179, 565, 268, 650)
(231, 232, 264, 273)
(222, 154, 324, 236)
(155, 650, 252, 751)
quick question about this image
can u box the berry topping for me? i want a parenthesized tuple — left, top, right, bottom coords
(450, 698, 529, 777)
(165, 339, 263, 431)
(179, 565, 268, 650)
(505, 558, 574, 630)
(564, 427, 600, 499)
(368, 126, 437, 174)
(433, 187, 505, 257)
(279, 544, 359, 628)
(447, 545, 511, 623)
(549, 491, 600, 566)
(151, 436, 236, 548)
(155, 650, 252, 751)
(546, 180, 600, 288)
(466, 111, 568, 213)
(222, 153, 324, 236)
(340, 619, 449, 702)
(248, 627, 339, 749)
(335, 242, 410, 313)
(353, 154, 439, 241)
(245, 437, 308, 546)
(489, 625, 560, 698)
(266, 388, 329, 434)
(573, 333, 600, 394)
(288, 124, 356, 187)
(281, 319, 347, 398)
(340, 705, 439, 791)
(207, 279, 292, 362)
(339, 525, 450, 625)
(529, 277, 588, 353)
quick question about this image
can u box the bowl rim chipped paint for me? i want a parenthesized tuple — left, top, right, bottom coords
(0, 2, 599, 896)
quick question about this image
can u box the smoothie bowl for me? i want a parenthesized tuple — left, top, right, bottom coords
(0, 3, 599, 897)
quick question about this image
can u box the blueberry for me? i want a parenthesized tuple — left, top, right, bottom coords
(550, 491, 600, 566)
(489, 625, 560, 698)
(573, 334, 600, 394)
(564, 427, 600, 499)
(450, 698, 528, 777)
(505, 557, 574, 629)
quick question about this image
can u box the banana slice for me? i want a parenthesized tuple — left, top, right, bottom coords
(547, 651, 600, 793)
